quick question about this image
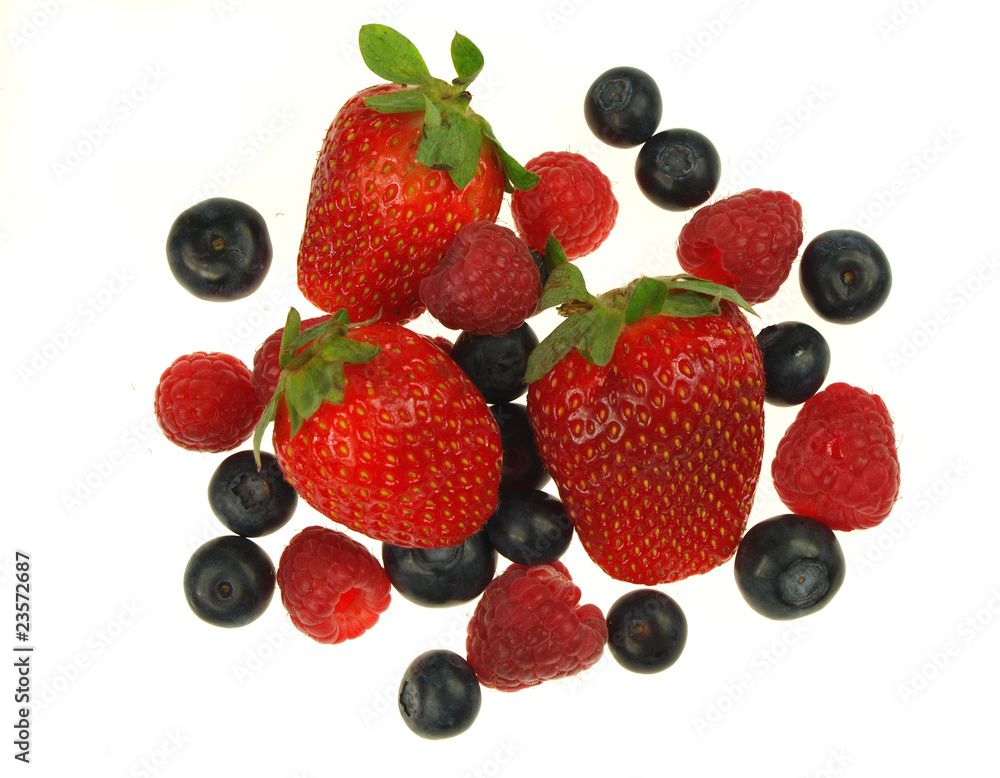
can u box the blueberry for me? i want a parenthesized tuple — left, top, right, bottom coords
(799, 229, 891, 323)
(382, 530, 497, 608)
(183, 535, 275, 627)
(208, 450, 298, 537)
(490, 403, 549, 491)
(756, 322, 831, 407)
(451, 322, 539, 404)
(166, 197, 273, 301)
(606, 589, 688, 674)
(734, 514, 846, 621)
(634, 128, 721, 211)
(528, 248, 550, 291)
(486, 489, 573, 566)
(584, 66, 662, 148)
(398, 649, 482, 740)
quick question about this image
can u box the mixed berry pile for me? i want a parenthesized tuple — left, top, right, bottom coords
(159, 25, 900, 740)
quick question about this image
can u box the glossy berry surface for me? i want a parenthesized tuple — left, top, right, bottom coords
(584, 66, 662, 148)
(450, 322, 539, 404)
(606, 589, 688, 674)
(800, 229, 892, 323)
(207, 450, 298, 537)
(166, 197, 273, 301)
(398, 650, 482, 740)
(635, 128, 721, 211)
(490, 403, 549, 491)
(757, 321, 831, 407)
(183, 535, 275, 628)
(382, 530, 497, 608)
(486, 489, 573, 566)
(734, 514, 845, 620)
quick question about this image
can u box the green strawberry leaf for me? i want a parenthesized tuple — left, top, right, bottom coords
(364, 86, 430, 114)
(542, 233, 569, 273)
(624, 276, 671, 324)
(359, 24, 433, 85)
(251, 307, 382, 457)
(524, 309, 601, 384)
(252, 390, 279, 470)
(416, 96, 484, 189)
(450, 31, 484, 86)
(320, 336, 381, 364)
(537, 261, 595, 313)
(481, 120, 539, 193)
(664, 274, 756, 315)
(357, 26, 537, 195)
(577, 308, 626, 366)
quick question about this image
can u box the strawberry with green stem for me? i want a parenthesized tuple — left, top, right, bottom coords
(254, 308, 503, 549)
(525, 238, 766, 585)
(297, 24, 538, 324)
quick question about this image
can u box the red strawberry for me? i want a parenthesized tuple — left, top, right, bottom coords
(524, 242, 766, 585)
(465, 560, 607, 691)
(253, 309, 503, 549)
(297, 25, 538, 325)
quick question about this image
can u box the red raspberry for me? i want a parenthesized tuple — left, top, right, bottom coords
(419, 221, 541, 337)
(154, 351, 261, 453)
(465, 561, 607, 691)
(676, 188, 803, 304)
(772, 382, 900, 531)
(277, 525, 392, 644)
(251, 314, 331, 406)
(510, 151, 618, 260)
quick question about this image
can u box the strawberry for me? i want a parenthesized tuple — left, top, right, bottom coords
(524, 239, 766, 585)
(297, 25, 538, 325)
(253, 309, 503, 549)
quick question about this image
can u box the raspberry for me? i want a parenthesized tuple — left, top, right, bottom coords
(251, 314, 330, 407)
(277, 525, 392, 644)
(771, 382, 900, 531)
(510, 151, 618, 260)
(465, 560, 607, 691)
(418, 221, 541, 336)
(676, 188, 804, 304)
(154, 351, 261, 453)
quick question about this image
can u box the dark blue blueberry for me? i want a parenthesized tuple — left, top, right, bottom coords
(398, 649, 482, 739)
(183, 535, 275, 627)
(734, 514, 846, 621)
(381, 530, 497, 608)
(528, 248, 550, 291)
(634, 128, 721, 211)
(606, 589, 688, 674)
(756, 321, 831, 407)
(486, 489, 573, 566)
(208, 450, 298, 537)
(584, 66, 662, 148)
(450, 322, 538, 404)
(799, 229, 892, 323)
(166, 197, 273, 301)
(490, 403, 549, 491)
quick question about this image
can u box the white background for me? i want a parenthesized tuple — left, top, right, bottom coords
(3, 0, 998, 775)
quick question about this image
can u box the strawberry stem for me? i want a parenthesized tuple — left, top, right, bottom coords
(252, 308, 381, 468)
(357, 24, 538, 193)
